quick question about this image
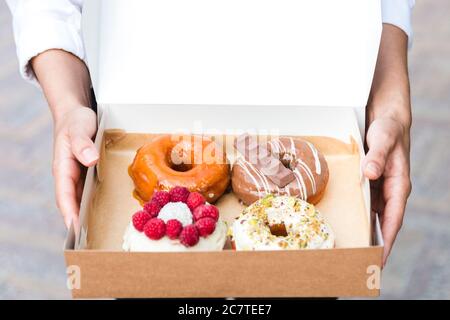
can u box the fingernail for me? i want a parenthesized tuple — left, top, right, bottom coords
(82, 148, 98, 164)
(366, 162, 380, 177)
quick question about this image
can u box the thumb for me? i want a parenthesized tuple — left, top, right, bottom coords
(362, 121, 397, 180)
(69, 125, 99, 167)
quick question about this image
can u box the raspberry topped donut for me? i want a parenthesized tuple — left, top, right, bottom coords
(123, 187, 227, 252)
(231, 135, 329, 206)
(129, 135, 230, 204)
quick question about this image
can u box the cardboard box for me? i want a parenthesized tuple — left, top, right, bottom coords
(65, 0, 384, 298)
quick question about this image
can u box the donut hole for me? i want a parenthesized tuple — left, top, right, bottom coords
(168, 147, 195, 172)
(171, 163, 194, 172)
(269, 223, 288, 237)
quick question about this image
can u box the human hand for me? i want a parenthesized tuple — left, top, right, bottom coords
(362, 116, 412, 265)
(52, 107, 98, 229)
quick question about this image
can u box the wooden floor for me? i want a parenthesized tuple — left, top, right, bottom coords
(0, 1, 449, 299)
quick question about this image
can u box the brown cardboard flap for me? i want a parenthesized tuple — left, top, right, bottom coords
(65, 247, 382, 298)
(86, 132, 370, 250)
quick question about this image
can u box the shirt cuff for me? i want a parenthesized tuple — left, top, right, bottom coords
(15, 19, 85, 87)
(381, 0, 415, 48)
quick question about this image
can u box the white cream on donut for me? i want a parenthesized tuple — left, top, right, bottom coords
(122, 220, 227, 252)
(232, 195, 334, 250)
(157, 202, 192, 226)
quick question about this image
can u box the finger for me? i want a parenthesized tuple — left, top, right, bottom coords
(69, 125, 99, 167)
(53, 156, 81, 229)
(71, 137, 98, 167)
(380, 175, 411, 265)
(67, 108, 98, 167)
(362, 121, 398, 180)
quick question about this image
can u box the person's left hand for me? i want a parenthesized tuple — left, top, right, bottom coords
(362, 116, 412, 265)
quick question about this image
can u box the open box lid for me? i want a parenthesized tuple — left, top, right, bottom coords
(82, 0, 382, 109)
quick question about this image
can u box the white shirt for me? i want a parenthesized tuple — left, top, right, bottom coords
(6, 0, 415, 84)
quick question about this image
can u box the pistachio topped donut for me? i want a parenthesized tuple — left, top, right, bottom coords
(231, 195, 335, 250)
(129, 135, 230, 204)
(232, 136, 329, 206)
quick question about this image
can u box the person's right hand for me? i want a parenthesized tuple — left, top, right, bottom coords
(52, 106, 98, 229)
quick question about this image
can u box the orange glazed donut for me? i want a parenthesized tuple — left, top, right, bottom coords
(129, 135, 230, 204)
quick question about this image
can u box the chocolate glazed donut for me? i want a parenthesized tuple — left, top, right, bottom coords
(231, 137, 329, 206)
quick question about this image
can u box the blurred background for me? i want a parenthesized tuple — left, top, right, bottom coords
(0, 0, 449, 299)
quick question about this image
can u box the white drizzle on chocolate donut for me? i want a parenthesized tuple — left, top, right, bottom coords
(231, 137, 329, 206)
(288, 137, 316, 194)
(296, 158, 317, 194)
(289, 137, 296, 154)
(292, 167, 307, 200)
(236, 158, 262, 196)
(306, 141, 322, 175)
(237, 158, 272, 196)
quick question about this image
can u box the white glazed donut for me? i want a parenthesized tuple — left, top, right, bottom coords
(232, 195, 334, 250)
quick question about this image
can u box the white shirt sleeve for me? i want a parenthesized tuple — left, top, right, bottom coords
(6, 0, 85, 85)
(381, 0, 415, 47)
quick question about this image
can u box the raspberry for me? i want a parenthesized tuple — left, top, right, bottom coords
(165, 219, 183, 239)
(192, 204, 219, 221)
(132, 210, 152, 232)
(144, 218, 166, 240)
(143, 200, 161, 218)
(169, 186, 190, 203)
(179, 225, 200, 247)
(195, 217, 216, 237)
(186, 192, 206, 211)
(152, 190, 171, 207)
